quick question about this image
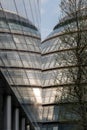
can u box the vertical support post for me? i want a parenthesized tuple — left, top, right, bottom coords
(14, 108, 19, 130)
(0, 93, 3, 130)
(4, 95, 12, 130)
(21, 118, 25, 130)
(27, 125, 30, 130)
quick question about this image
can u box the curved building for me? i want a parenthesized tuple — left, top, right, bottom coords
(0, 6, 87, 130)
(0, 10, 42, 130)
(41, 10, 87, 129)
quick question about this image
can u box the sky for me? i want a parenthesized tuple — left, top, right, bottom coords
(41, 0, 61, 40)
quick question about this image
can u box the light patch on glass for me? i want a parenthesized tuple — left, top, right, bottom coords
(33, 88, 42, 104)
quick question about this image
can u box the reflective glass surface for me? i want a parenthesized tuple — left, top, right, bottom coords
(0, 10, 83, 130)
(40, 15, 87, 130)
(0, 10, 42, 129)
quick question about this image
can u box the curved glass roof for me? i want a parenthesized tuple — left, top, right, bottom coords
(0, 10, 41, 129)
(41, 13, 87, 130)
(0, 9, 38, 31)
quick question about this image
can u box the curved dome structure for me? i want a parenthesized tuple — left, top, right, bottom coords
(0, 10, 42, 129)
(41, 13, 87, 130)
(0, 6, 87, 130)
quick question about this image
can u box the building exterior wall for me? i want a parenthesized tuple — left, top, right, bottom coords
(0, 10, 42, 129)
(0, 8, 87, 130)
(41, 15, 87, 129)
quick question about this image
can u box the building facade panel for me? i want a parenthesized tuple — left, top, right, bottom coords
(0, 10, 42, 129)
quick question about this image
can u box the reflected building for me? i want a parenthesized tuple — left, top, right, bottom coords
(0, 10, 42, 130)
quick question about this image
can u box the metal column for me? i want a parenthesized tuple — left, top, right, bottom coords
(4, 95, 12, 130)
(27, 125, 30, 130)
(21, 118, 25, 130)
(14, 108, 19, 130)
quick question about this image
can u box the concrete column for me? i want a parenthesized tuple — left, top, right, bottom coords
(14, 108, 19, 130)
(21, 118, 25, 130)
(26, 125, 30, 130)
(4, 95, 12, 130)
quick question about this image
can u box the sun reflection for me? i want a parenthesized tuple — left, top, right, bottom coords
(33, 88, 42, 104)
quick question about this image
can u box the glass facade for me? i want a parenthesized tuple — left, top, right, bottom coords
(0, 8, 86, 130)
(41, 15, 87, 130)
(0, 10, 42, 129)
